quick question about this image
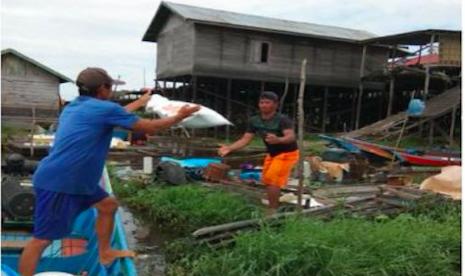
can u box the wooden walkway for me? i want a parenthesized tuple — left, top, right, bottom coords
(344, 86, 461, 139)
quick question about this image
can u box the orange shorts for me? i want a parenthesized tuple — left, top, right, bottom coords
(262, 150, 299, 188)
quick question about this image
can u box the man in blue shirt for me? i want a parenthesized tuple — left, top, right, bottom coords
(19, 67, 200, 275)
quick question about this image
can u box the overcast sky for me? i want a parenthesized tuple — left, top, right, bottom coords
(2, 0, 462, 100)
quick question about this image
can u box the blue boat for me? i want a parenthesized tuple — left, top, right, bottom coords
(1, 167, 137, 276)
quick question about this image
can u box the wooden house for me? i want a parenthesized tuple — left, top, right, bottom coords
(1, 48, 72, 123)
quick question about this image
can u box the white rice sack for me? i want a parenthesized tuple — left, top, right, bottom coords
(145, 94, 233, 128)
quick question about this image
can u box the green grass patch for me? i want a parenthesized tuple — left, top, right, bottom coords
(170, 211, 460, 276)
(1, 125, 30, 144)
(111, 175, 263, 234)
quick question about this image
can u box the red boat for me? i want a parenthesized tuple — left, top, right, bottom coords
(343, 137, 461, 167)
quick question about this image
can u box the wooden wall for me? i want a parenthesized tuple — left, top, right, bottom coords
(1, 54, 60, 110)
(191, 24, 387, 87)
(156, 14, 195, 78)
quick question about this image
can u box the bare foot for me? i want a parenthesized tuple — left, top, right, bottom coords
(100, 249, 136, 265)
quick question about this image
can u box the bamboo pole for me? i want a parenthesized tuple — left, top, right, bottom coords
(297, 59, 307, 210)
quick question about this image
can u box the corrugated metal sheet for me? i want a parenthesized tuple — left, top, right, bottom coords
(143, 1, 376, 42)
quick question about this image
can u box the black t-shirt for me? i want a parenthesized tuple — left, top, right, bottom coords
(246, 113, 298, 156)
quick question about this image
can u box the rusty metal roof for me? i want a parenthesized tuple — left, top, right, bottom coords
(143, 1, 377, 43)
(1, 48, 73, 83)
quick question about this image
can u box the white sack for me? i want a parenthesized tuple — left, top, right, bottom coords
(145, 94, 233, 128)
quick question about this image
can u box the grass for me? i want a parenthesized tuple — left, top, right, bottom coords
(168, 205, 460, 276)
(1, 125, 30, 144)
(111, 174, 264, 234)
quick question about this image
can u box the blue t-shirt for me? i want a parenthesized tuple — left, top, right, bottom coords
(33, 96, 139, 195)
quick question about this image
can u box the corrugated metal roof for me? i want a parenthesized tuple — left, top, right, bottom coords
(1, 48, 73, 83)
(361, 29, 461, 45)
(143, 1, 377, 43)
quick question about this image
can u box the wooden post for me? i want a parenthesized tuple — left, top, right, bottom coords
(292, 84, 298, 120)
(387, 45, 397, 117)
(30, 106, 36, 157)
(192, 76, 197, 102)
(428, 120, 435, 146)
(226, 79, 232, 142)
(423, 34, 435, 101)
(279, 78, 289, 113)
(182, 77, 188, 101)
(387, 77, 395, 117)
(322, 87, 329, 133)
(260, 81, 265, 93)
(191, 76, 198, 137)
(355, 45, 367, 129)
(297, 59, 307, 211)
(449, 104, 458, 146)
(351, 88, 357, 130)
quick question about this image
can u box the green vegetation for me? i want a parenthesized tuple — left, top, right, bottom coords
(168, 207, 460, 276)
(1, 125, 30, 144)
(109, 167, 460, 276)
(111, 175, 263, 234)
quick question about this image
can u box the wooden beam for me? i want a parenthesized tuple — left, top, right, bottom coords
(226, 79, 232, 142)
(387, 46, 397, 117)
(355, 45, 367, 129)
(279, 78, 289, 113)
(322, 87, 329, 133)
(297, 59, 307, 211)
(351, 88, 357, 130)
(192, 76, 197, 102)
(428, 120, 435, 146)
(387, 76, 395, 116)
(449, 104, 458, 146)
(293, 84, 298, 120)
(423, 34, 435, 101)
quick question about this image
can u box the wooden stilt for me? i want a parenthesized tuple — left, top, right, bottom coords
(297, 59, 307, 211)
(192, 76, 197, 102)
(428, 120, 435, 146)
(355, 45, 367, 129)
(226, 79, 232, 142)
(351, 88, 357, 130)
(322, 87, 329, 133)
(293, 84, 298, 120)
(387, 45, 397, 117)
(387, 76, 395, 116)
(449, 104, 458, 146)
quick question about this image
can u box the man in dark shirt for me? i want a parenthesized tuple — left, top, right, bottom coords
(218, 91, 299, 214)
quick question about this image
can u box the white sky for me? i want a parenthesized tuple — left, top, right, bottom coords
(2, 0, 462, 100)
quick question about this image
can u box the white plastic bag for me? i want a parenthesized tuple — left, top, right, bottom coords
(145, 94, 232, 128)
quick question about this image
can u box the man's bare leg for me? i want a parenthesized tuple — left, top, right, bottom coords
(94, 197, 135, 265)
(266, 185, 281, 216)
(19, 238, 51, 276)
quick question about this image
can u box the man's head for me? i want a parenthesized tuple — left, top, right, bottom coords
(258, 91, 279, 115)
(76, 67, 115, 99)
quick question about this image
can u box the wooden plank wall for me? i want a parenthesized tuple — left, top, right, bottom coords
(191, 24, 387, 86)
(1, 54, 60, 111)
(156, 14, 195, 78)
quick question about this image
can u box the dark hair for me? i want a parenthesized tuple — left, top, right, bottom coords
(77, 84, 99, 97)
(259, 91, 279, 102)
(77, 83, 111, 97)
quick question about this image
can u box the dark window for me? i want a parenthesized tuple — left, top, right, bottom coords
(260, 42, 269, 63)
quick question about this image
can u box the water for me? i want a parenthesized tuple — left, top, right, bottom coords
(120, 207, 171, 276)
